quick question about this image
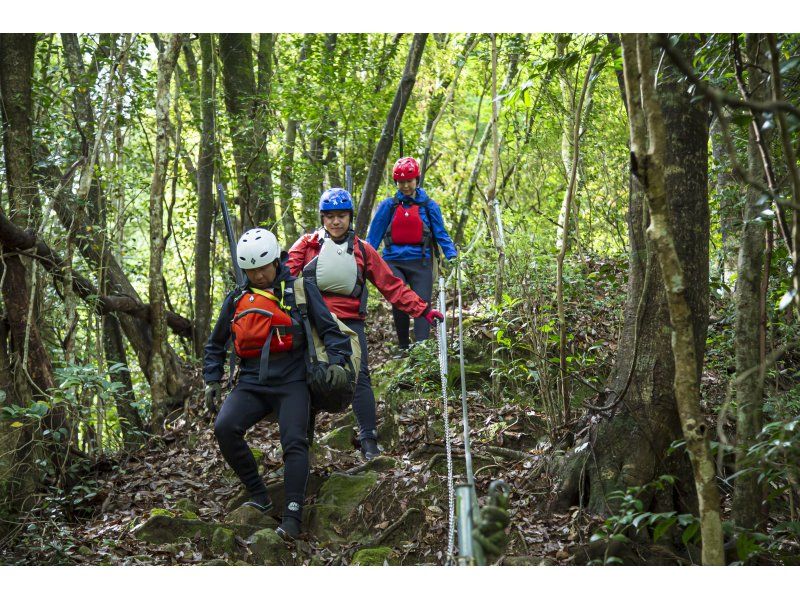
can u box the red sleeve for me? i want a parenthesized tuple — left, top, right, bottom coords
(361, 241, 428, 318)
(286, 234, 312, 277)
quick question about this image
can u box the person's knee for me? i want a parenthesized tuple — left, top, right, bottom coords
(281, 431, 309, 460)
(214, 413, 242, 444)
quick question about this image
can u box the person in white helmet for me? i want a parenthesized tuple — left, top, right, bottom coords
(203, 228, 352, 541)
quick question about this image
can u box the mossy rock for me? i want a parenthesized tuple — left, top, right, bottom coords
(319, 425, 355, 451)
(503, 556, 544, 566)
(133, 515, 263, 545)
(224, 504, 278, 528)
(77, 545, 94, 557)
(149, 508, 174, 518)
(351, 546, 395, 566)
(175, 498, 199, 515)
(374, 508, 424, 545)
(330, 410, 356, 428)
(309, 472, 378, 543)
(359, 455, 400, 473)
(202, 558, 230, 566)
(377, 414, 400, 450)
(211, 527, 236, 556)
(247, 529, 293, 565)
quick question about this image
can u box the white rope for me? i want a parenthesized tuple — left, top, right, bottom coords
(437, 274, 456, 564)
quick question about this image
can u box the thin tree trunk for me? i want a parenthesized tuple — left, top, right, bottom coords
(556, 53, 596, 424)
(454, 36, 523, 245)
(354, 34, 428, 236)
(732, 33, 770, 532)
(621, 33, 723, 566)
(149, 34, 184, 432)
(193, 33, 216, 358)
(419, 34, 478, 184)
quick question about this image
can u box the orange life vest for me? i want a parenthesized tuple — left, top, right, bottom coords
(231, 288, 296, 359)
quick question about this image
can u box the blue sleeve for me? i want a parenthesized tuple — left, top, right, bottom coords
(427, 200, 458, 260)
(366, 199, 391, 250)
(203, 290, 237, 383)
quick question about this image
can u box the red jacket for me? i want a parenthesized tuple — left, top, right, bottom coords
(287, 230, 429, 321)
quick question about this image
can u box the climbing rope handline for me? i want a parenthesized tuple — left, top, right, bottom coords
(437, 269, 456, 563)
(435, 255, 511, 566)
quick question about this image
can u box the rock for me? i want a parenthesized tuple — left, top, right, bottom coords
(202, 558, 230, 566)
(359, 455, 400, 473)
(503, 556, 544, 566)
(77, 545, 93, 557)
(247, 529, 293, 565)
(233, 560, 250, 566)
(377, 415, 400, 450)
(175, 498, 199, 515)
(133, 515, 265, 545)
(211, 527, 236, 556)
(308, 472, 378, 543)
(319, 425, 355, 451)
(224, 504, 278, 528)
(149, 508, 174, 518)
(330, 410, 356, 428)
(351, 546, 395, 566)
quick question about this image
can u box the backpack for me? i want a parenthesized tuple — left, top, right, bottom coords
(303, 230, 370, 316)
(382, 196, 439, 264)
(230, 287, 303, 385)
(292, 276, 362, 413)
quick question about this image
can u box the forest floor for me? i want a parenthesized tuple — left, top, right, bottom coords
(1, 301, 597, 566)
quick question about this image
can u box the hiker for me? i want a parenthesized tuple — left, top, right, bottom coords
(203, 228, 352, 541)
(287, 188, 444, 460)
(365, 156, 458, 353)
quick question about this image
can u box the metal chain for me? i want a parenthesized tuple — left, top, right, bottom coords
(437, 274, 456, 564)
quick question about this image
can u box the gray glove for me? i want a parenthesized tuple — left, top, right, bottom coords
(325, 364, 348, 389)
(471, 483, 511, 559)
(204, 382, 222, 414)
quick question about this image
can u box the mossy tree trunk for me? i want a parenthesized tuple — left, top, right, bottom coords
(149, 34, 185, 431)
(553, 34, 720, 563)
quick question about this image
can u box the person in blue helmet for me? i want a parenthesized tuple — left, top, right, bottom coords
(288, 188, 443, 460)
(366, 156, 458, 352)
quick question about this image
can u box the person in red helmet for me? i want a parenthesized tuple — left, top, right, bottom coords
(366, 156, 458, 352)
(287, 188, 443, 460)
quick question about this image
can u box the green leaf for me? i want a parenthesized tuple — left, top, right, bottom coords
(653, 518, 675, 542)
(681, 521, 700, 545)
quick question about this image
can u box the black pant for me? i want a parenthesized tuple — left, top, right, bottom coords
(342, 319, 376, 442)
(387, 259, 434, 348)
(214, 380, 309, 521)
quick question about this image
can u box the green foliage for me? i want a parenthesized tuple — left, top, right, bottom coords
(591, 476, 700, 565)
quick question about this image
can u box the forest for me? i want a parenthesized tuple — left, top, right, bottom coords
(0, 32, 799, 567)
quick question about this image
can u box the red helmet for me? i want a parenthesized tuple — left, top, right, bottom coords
(392, 156, 420, 181)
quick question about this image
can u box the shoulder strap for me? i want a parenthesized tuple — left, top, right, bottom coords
(356, 238, 369, 316)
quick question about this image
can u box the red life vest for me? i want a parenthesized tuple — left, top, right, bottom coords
(231, 289, 295, 359)
(389, 202, 426, 245)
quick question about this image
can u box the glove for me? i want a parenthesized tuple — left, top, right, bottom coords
(325, 364, 348, 389)
(204, 382, 222, 414)
(471, 483, 511, 559)
(423, 306, 444, 325)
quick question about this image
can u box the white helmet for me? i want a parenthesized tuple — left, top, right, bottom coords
(236, 228, 281, 269)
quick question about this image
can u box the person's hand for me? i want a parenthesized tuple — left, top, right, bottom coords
(423, 306, 444, 325)
(471, 485, 511, 559)
(204, 382, 222, 414)
(325, 364, 348, 388)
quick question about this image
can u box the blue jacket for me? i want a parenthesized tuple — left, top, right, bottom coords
(365, 188, 458, 262)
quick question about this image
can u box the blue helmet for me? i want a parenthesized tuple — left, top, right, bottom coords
(319, 188, 354, 213)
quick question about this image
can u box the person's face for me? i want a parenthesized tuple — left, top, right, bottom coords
(245, 261, 278, 289)
(396, 177, 417, 196)
(321, 210, 351, 241)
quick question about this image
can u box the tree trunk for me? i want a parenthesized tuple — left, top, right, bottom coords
(219, 33, 275, 230)
(354, 34, 428, 237)
(710, 116, 739, 280)
(0, 33, 70, 500)
(193, 33, 216, 358)
(553, 35, 720, 563)
(732, 34, 769, 532)
(149, 34, 184, 432)
(624, 33, 722, 565)
(454, 36, 523, 245)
